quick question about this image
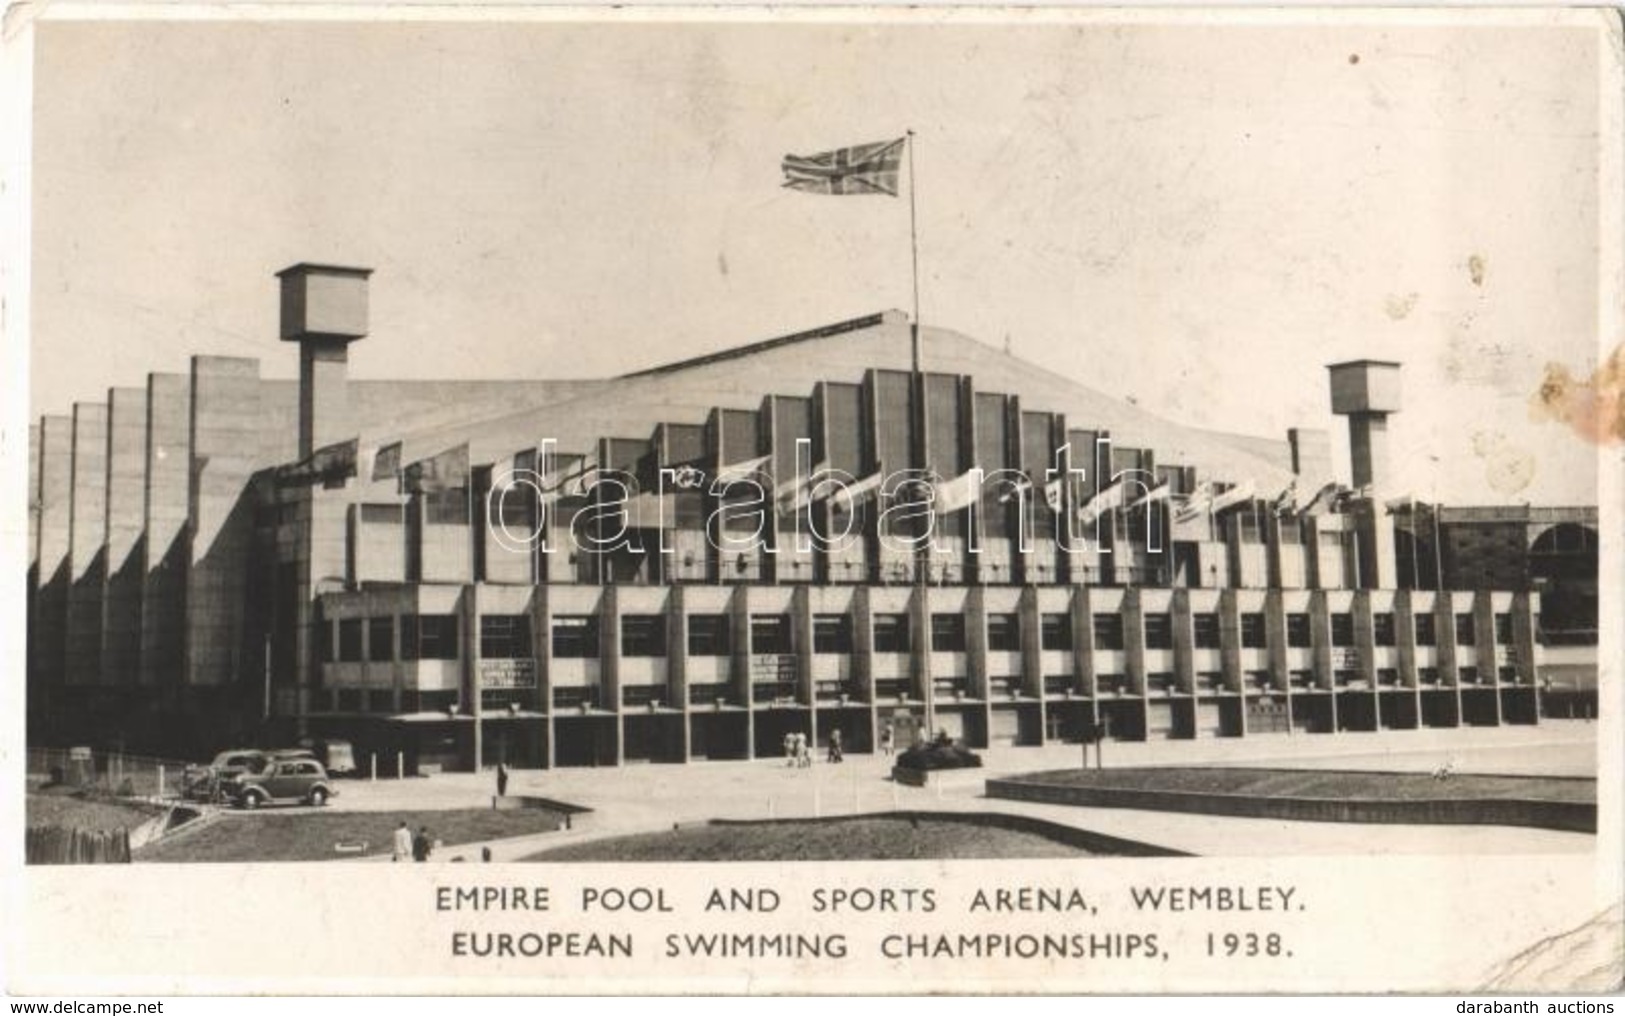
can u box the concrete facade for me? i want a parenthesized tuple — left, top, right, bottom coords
(24, 269, 1600, 764)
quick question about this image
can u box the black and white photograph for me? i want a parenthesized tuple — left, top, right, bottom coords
(3, 4, 1621, 997)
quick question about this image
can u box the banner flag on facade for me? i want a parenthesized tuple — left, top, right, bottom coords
(1043, 476, 1065, 513)
(1077, 480, 1129, 527)
(829, 468, 884, 513)
(1299, 480, 1343, 517)
(774, 462, 829, 515)
(934, 470, 981, 514)
(713, 453, 772, 486)
(401, 442, 470, 495)
(1129, 481, 1173, 511)
(781, 138, 906, 196)
(996, 474, 1031, 504)
(1206, 479, 1258, 516)
(1270, 480, 1299, 517)
(556, 454, 600, 497)
(371, 441, 402, 483)
(275, 437, 359, 488)
(1174, 481, 1217, 524)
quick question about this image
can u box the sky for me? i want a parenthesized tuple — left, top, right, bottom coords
(23, 10, 1615, 505)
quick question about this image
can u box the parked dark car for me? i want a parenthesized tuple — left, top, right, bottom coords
(224, 758, 337, 809)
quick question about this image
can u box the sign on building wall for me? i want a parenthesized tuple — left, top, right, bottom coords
(750, 654, 795, 682)
(479, 658, 537, 689)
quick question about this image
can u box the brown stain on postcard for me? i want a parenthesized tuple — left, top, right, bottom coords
(1531, 344, 1625, 447)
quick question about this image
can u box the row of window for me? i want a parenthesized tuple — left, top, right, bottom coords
(324, 610, 1519, 664)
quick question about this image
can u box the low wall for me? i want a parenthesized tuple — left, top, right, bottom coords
(491, 795, 589, 831)
(985, 778, 1596, 834)
(711, 810, 1187, 858)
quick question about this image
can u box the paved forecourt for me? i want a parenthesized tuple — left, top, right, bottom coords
(323, 721, 1597, 860)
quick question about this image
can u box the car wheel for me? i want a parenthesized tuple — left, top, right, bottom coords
(309, 788, 327, 807)
(241, 792, 260, 811)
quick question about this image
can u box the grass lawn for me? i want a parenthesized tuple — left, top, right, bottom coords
(1015, 767, 1595, 803)
(26, 791, 164, 832)
(525, 816, 1117, 862)
(137, 808, 568, 863)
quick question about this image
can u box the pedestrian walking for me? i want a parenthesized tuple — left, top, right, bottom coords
(783, 731, 796, 767)
(828, 728, 844, 764)
(793, 731, 809, 768)
(880, 722, 894, 757)
(412, 825, 432, 862)
(392, 821, 412, 863)
(496, 761, 509, 797)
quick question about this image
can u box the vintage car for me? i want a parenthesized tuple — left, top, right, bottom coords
(223, 758, 338, 809)
(183, 749, 271, 801)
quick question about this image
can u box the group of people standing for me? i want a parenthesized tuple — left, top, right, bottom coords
(392, 821, 434, 862)
(782, 728, 850, 766)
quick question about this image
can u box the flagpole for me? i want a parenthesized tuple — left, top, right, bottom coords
(907, 129, 921, 376)
(906, 128, 935, 741)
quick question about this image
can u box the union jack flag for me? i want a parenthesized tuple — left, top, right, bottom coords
(782, 138, 905, 196)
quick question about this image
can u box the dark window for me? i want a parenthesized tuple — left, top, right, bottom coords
(622, 615, 667, 657)
(1373, 614, 1396, 647)
(1241, 613, 1267, 649)
(1040, 613, 1072, 651)
(1092, 613, 1124, 651)
(319, 620, 335, 663)
(336, 688, 363, 712)
(417, 615, 459, 660)
(1330, 614, 1355, 647)
(1414, 613, 1436, 646)
(750, 615, 792, 655)
(551, 615, 600, 659)
(1193, 613, 1222, 649)
(1455, 613, 1476, 645)
(368, 616, 394, 662)
(400, 616, 418, 661)
(873, 614, 910, 654)
(1237, 513, 1264, 544)
(1286, 613, 1311, 648)
(338, 619, 364, 663)
(1494, 613, 1514, 644)
(480, 615, 531, 659)
(1143, 613, 1174, 650)
(931, 614, 967, 653)
(987, 613, 1021, 652)
(687, 615, 730, 656)
(360, 503, 403, 525)
(813, 615, 852, 655)
(425, 488, 470, 525)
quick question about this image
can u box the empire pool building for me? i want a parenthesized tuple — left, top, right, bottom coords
(25, 265, 1600, 770)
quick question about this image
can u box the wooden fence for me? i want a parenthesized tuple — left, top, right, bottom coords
(26, 825, 133, 864)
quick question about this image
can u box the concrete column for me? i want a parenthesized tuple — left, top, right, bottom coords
(851, 586, 875, 706)
(66, 402, 108, 689)
(102, 387, 148, 690)
(601, 584, 623, 764)
(1072, 587, 1096, 703)
(965, 586, 990, 698)
(535, 584, 555, 768)
(730, 585, 753, 757)
(141, 374, 190, 691)
(1473, 592, 1503, 723)
(911, 584, 934, 734)
(669, 585, 691, 759)
(1122, 587, 1146, 696)
(1218, 590, 1243, 693)
(1018, 586, 1042, 700)
(1171, 589, 1195, 694)
(31, 416, 73, 725)
(188, 356, 261, 690)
